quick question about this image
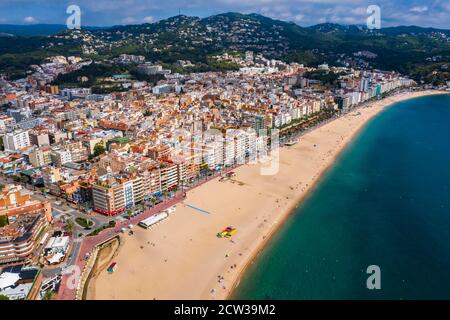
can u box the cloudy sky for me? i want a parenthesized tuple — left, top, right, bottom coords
(1, 0, 449, 29)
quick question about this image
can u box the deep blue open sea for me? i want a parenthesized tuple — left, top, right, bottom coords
(233, 93, 450, 300)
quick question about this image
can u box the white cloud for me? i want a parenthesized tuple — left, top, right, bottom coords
(143, 16, 154, 23)
(410, 6, 428, 13)
(23, 16, 37, 23)
(350, 7, 367, 16)
(294, 14, 305, 22)
(122, 16, 137, 24)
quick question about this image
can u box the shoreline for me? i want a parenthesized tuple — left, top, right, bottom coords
(91, 90, 448, 300)
(226, 90, 447, 299)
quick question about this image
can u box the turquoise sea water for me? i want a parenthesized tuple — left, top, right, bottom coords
(233, 94, 450, 300)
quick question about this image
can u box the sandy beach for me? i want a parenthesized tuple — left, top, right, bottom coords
(90, 90, 447, 300)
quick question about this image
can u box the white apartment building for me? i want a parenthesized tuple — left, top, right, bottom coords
(2, 130, 31, 152)
(223, 137, 235, 167)
(50, 150, 72, 167)
(202, 143, 219, 170)
(227, 130, 246, 165)
(244, 128, 258, 163)
(202, 137, 224, 170)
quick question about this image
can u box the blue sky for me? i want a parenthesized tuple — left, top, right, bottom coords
(1, 0, 449, 29)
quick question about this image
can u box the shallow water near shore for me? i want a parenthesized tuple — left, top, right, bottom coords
(233, 94, 450, 299)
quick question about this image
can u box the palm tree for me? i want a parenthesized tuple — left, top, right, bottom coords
(65, 219, 75, 235)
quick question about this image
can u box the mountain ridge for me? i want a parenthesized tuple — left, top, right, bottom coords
(0, 12, 448, 85)
(1, 12, 449, 37)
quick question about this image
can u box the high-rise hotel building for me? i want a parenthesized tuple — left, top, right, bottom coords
(92, 174, 144, 215)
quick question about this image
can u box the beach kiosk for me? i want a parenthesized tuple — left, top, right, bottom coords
(138, 211, 169, 229)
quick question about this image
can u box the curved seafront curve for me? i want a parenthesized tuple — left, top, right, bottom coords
(232, 92, 450, 300)
(92, 90, 448, 300)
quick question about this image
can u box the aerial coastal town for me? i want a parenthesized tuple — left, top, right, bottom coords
(0, 46, 434, 300)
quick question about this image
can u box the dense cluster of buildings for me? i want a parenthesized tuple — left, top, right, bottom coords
(0, 52, 416, 219)
(0, 44, 425, 300)
(18, 56, 91, 89)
